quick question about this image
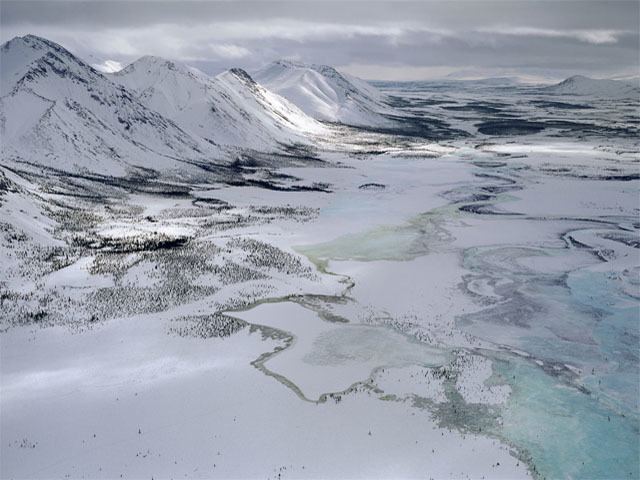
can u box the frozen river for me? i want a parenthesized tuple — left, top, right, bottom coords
(226, 136, 639, 479)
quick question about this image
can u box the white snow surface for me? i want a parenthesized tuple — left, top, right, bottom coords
(543, 75, 640, 99)
(253, 59, 396, 126)
(0, 35, 222, 176)
(0, 36, 327, 177)
(112, 56, 326, 150)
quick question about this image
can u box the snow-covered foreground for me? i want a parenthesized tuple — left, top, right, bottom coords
(1, 73, 639, 479)
(1, 312, 525, 480)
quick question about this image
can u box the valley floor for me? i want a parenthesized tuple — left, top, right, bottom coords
(1, 88, 639, 479)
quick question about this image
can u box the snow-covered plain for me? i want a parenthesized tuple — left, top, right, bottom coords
(1, 35, 639, 479)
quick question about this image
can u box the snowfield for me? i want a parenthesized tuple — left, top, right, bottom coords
(1, 34, 639, 480)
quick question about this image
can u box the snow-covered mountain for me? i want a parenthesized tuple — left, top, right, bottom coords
(253, 60, 395, 127)
(0, 35, 219, 177)
(543, 75, 640, 99)
(112, 56, 326, 151)
(0, 35, 328, 179)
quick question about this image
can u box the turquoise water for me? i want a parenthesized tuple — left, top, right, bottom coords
(456, 243, 639, 478)
(495, 355, 639, 480)
(567, 270, 639, 418)
(493, 269, 639, 479)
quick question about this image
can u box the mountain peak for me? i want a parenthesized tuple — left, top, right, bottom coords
(1, 33, 102, 96)
(3, 34, 47, 50)
(271, 59, 339, 76)
(253, 59, 391, 126)
(2, 34, 80, 61)
(560, 75, 591, 84)
(117, 55, 183, 75)
(224, 68, 256, 85)
(21, 34, 57, 47)
(113, 55, 213, 94)
(273, 59, 306, 69)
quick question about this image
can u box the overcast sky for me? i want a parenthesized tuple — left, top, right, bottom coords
(1, 0, 638, 81)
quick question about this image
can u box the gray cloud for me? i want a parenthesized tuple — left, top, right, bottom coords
(1, 0, 638, 81)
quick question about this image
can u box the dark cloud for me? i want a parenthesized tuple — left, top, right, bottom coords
(1, 0, 638, 80)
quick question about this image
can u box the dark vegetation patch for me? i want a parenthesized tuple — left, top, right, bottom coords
(168, 313, 247, 338)
(459, 203, 522, 216)
(575, 173, 640, 181)
(0, 171, 20, 204)
(441, 187, 494, 204)
(228, 238, 317, 279)
(383, 95, 455, 108)
(476, 117, 638, 138)
(480, 184, 522, 194)
(541, 167, 640, 181)
(78, 242, 266, 324)
(1, 185, 322, 331)
(355, 114, 470, 141)
(531, 100, 593, 110)
(225, 178, 331, 192)
(598, 231, 640, 248)
(191, 197, 231, 209)
(476, 120, 546, 136)
(74, 233, 189, 253)
(358, 183, 386, 190)
(443, 104, 503, 114)
(472, 161, 508, 168)
(541, 120, 639, 138)
(474, 172, 518, 185)
(7, 160, 193, 199)
(249, 205, 319, 223)
(179, 154, 332, 192)
(449, 192, 494, 203)
(383, 95, 413, 108)
(8, 143, 332, 199)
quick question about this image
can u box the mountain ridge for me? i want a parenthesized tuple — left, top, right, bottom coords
(252, 59, 396, 127)
(111, 55, 326, 151)
(0, 35, 328, 179)
(1, 35, 216, 177)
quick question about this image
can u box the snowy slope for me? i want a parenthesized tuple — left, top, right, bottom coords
(112, 57, 326, 151)
(253, 60, 396, 127)
(0, 35, 218, 177)
(543, 75, 640, 99)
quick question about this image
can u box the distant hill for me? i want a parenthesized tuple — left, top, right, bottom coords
(542, 75, 640, 99)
